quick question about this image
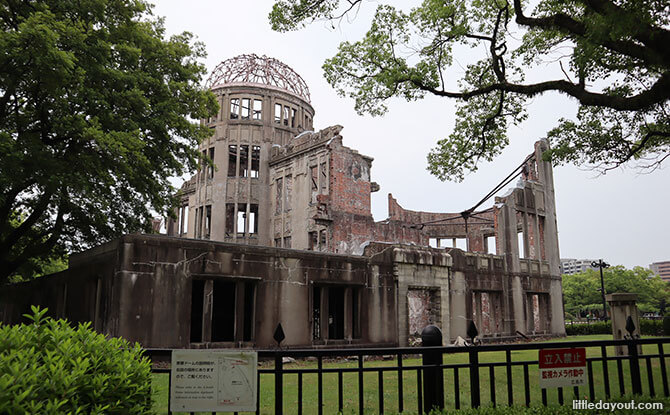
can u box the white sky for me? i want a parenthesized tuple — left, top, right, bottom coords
(152, 0, 670, 269)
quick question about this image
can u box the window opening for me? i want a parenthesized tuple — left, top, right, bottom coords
(319, 162, 327, 194)
(225, 204, 235, 235)
(211, 280, 235, 342)
(283, 106, 289, 126)
(455, 238, 467, 250)
(230, 98, 239, 119)
(275, 178, 283, 215)
(237, 203, 246, 235)
(319, 229, 327, 251)
(312, 286, 321, 340)
(240, 145, 249, 177)
(249, 204, 258, 234)
(274, 104, 282, 124)
(190, 280, 204, 342)
(291, 108, 296, 128)
(204, 205, 212, 239)
(284, 175, 292, 212)
(228, 145, 237, 177)
(328, 287, 345, 339)
(309, 231, 317, 250)
(250, 146, 260, 178)
(207, 148, 215, 179)
(274, 238, 281, 247)
(283, 236, 291, 248)
(241, 98, 250, 120)
(310, 166, 318, 191)
(179, 206, 189, 235)
(253, 99, 262, 120)
(518, 231, 526, 258)
(429, 238, 438, 248)
(200, 150, 206, 180)
(486, 236, 496, 255)
(196, 207, 203, 238)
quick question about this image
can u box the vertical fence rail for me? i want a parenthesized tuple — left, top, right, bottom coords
(489, 365, 496, 407)
(274, 353, 283, 415)
(469, 350, 480, 408)
(601, 345, 611, 398)
(147, 337, 670, 415)
(659, 343, 669, 397)
(397, 353, 404, 413)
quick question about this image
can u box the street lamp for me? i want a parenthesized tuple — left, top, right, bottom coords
(591, 259, 610, 320)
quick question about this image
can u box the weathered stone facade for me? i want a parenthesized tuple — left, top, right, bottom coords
(0, 234, 564, 349)
(0, 55, 566, 347)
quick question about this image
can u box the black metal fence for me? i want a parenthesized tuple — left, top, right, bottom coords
(146, 337, 670, 415)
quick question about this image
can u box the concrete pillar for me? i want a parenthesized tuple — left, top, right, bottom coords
(607, 293, 642, 356)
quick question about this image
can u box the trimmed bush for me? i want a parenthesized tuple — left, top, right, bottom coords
(663, 315, 670, 336)
(639, 318, 663, 336)
(565, 321, 611, 335)
(565, 319, 664, 336)
(0, 306, 152, 414)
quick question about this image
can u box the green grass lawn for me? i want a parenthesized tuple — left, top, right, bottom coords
(151, 335, 669, 415)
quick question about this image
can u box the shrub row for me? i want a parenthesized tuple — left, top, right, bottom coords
(0, 306, 152, 414)
(565, 318, 666, 336)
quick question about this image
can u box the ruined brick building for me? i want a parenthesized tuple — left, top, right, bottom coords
(0, 55, 565, 348)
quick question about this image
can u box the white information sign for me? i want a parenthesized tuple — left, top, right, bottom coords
(170, 349, 257, 412)
(538, 347, 587, 388)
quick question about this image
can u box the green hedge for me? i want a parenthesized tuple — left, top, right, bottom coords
(565, 321, 611, 335)
(565, 319, 665, 336)
(0, 306, 152, 414)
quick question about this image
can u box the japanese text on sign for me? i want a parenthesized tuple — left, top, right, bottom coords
(539, 348, 587, 388)
(170, 350, 257, 412)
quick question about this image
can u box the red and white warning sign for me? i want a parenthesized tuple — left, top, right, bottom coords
(539, 347, 587, 388)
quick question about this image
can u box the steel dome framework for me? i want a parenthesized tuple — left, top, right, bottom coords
(205, 54, 311, 103)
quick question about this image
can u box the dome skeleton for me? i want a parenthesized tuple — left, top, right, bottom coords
(206, 54, 311, 103)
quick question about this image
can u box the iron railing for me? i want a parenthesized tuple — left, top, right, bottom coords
(146, 337, 670, 415)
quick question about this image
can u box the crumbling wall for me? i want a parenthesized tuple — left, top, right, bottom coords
(387, 195, 495, 254)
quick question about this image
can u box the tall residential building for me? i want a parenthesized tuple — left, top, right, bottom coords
(560, 258, 598, 275)
(650, 261, 670, 282)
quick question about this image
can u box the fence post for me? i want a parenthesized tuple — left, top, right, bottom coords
(421, 325, 444, 414)
(626, 317, 643, 395)
(275, 352, 283, 414)
(467, 321, 480, 408)
(274, 323, 286, 415)
(468, 350, 481, 407)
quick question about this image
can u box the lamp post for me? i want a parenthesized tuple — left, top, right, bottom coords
(591, 259, 610, 320)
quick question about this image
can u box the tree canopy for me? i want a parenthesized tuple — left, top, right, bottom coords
(562, 266, 670, 317)
(0, 0, 218, 283)
(269, 0, 670, 181)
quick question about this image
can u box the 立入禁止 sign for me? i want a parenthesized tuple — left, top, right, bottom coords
(539, 347, 586, 388)
(170, 350, 257, 412)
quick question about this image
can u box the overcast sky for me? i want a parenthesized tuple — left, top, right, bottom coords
(152, 0, 669, 269)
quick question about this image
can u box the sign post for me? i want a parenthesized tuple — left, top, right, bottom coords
(539, 348, 587, 388)
(170, 349, 257, 413)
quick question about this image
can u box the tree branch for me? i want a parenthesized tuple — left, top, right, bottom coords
(411, 70, 670, 111)
(0, 188, 54, 252)
(512, 0, 670, 67)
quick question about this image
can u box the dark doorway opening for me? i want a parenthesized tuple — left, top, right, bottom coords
(328, 287, 345, 339)
(212, 280, 235, 342)
(243, 282, 255, 342)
